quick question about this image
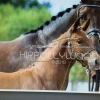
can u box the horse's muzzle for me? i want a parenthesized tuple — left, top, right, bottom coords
(88, 58, 100, 70)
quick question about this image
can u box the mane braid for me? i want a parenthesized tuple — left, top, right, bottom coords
(24, 4, 78, 35)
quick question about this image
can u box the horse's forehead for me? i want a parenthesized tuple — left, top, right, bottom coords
(72, 31, 86, 38)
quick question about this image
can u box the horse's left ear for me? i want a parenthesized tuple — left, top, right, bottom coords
(81, 18, 90, 31)
(69, 17, 80, 32)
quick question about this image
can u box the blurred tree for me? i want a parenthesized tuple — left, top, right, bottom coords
(0, 4, 51, 40)
(0, 0, 51, 9)
(69, 61, 88, 90)
(69, 61, 88, 82)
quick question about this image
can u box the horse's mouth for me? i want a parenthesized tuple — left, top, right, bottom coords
(89, 63, 100, 70)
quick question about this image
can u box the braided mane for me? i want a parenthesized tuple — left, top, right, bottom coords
(24, 5, 78, 35)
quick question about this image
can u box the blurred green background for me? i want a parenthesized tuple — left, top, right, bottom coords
(0, 0, 88, 89)
(0, 0, 51, 40)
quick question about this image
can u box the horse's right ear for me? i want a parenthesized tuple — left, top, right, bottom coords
(69, 17, 80, 32)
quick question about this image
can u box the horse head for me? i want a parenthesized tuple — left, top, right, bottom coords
(77, 0, 100, 53)
(67, 17, 100, 70)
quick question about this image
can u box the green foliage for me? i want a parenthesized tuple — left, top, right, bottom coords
(0, 4, 51, 40)
(69, 61, 88, 82)
(0, 0, 51, 9)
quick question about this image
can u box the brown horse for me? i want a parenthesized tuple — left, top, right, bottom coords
(0, 18, 99, 90)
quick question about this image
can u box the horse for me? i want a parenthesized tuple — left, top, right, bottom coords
(0, 18, 99, 90)
(77, 0, 100, 91)
(0, 0, 100, 90)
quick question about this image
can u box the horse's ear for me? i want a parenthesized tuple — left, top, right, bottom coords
(69, 17, 80, 32)
(81, 18, 90, 31)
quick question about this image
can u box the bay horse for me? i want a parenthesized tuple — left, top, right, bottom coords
(0, 0, 100, 90)
(77, 0, 100, 91)
(0, 18, 99, 90)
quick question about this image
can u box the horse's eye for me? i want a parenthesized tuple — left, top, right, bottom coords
(77, 40, 82, 44)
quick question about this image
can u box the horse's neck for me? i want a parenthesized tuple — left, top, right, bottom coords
(23, 7, 77, 45)
(33, 34, 75, 89)
(38, 9, 77, 45)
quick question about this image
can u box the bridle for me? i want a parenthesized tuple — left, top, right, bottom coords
(87, 28, 100, 40)
(77, 4, 100, 18)
(35, 30, 96, 65)
(67, 31, 98, 92)
(77, 4, 100, 92)
(67, 30, 96, 64)
(87, 28, 100, 54)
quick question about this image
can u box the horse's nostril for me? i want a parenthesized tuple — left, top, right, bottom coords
(95, 59, 99, 65)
